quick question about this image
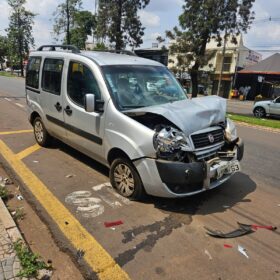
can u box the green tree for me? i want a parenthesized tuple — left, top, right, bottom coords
(0, 36, 9, 69)
(52, 0, 82, 45)
(166, 0, 255, 97)
(6, 0, 35, 77)
(70, 11, 96, 49)
(96, 0, 150, 50)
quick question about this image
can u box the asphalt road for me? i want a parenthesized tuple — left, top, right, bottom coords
(0, 76, 279, 280)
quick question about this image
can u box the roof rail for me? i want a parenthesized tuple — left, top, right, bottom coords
(94, 49, 137, 56)
(37, 45, 80, 53)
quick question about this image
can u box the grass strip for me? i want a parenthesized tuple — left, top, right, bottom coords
(228, 113, 280, 129)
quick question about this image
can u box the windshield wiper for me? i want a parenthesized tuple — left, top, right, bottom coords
(122, 105, 145, 109)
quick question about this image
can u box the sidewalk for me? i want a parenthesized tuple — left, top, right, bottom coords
(0, 198, 23, 280)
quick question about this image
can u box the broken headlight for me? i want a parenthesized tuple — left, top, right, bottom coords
(225, 118, 237, 142)
(153, 126, 190, 160)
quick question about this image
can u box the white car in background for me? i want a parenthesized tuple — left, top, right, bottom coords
(253, 97, 280, 118)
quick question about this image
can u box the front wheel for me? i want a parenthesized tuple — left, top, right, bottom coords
(33, 117, 52, 147)
(254, 107, 266, 118)
(109, 158, 145, 200)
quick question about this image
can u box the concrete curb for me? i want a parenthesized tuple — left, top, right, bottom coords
(0, 198, 23, 243)
(235, 121, 280, 134)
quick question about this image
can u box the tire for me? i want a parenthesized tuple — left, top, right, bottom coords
(254, 107, 266, 118)
(33, 117, 52, 147)
(109, 158, 145, 200)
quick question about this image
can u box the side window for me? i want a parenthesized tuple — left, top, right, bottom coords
(42, 58, 64, 95)
(275, 97, 280, 103)
(67, 61, 101, 107)
(26, 57, 41, 89)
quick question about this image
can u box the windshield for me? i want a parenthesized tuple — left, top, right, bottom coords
(102, 65, 187, 110)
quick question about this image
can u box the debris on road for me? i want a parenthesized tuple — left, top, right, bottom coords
(16, 194, 24, 200)
(237, 222, 277, 231)
(238, 245, 249, 259)
(65, 174, 76, 178)
(33, 160, 39, 163)
(205, 223, 254, 238)
(76, 249, 85, 262)
(204, 249, 213, 260)
(222, 205, 230, 208)
(104, 220, 124, 228)
(223, 244, 233, 248)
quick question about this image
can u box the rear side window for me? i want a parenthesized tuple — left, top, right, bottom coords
(26, 57, 41, 89)
(42, 58, 64, 95)
(67, 61, 101, 106)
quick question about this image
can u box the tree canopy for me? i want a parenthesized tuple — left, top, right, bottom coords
(52, 0, 82, 45)
(96, 0, 150, 50)
(166, 0, 255, 97)
(6, 0, 35, 76)
(69, 11, 96, 49)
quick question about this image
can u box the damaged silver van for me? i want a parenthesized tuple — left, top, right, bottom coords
(26, 45, 244, 199)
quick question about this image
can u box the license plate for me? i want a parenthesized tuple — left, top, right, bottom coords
(216, 160, 241, 179)
(227, 161, 241, 173)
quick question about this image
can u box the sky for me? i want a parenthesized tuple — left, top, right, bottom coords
(0, 0, 280, 59)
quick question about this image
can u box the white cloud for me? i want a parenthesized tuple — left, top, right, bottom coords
(139, 10, 160, 28)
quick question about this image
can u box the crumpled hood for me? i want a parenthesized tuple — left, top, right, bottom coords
(126, 96, 226, 135)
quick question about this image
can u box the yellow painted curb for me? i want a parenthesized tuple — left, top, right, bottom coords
(0, 140, 130, 280)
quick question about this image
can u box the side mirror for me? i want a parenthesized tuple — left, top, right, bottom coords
(85, 93, 95, 112)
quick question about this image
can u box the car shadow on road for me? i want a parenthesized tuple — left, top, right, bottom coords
(142, 172, 257, 216)
(51, 139, 109, 176)
(50, 140, 256, 217)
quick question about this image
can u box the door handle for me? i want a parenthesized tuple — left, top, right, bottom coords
(64, 105, 72, 116)
(54, 102, 62, 112)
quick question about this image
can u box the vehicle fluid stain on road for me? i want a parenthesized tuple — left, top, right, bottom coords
(114, 196, 202, 267)
(116, 212, 193, 266)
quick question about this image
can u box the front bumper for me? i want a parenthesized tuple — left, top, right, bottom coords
(134, 138, 244, 198)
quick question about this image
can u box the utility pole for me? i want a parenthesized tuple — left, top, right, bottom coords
(66, 0, 70, 45)
(217, 29, 228, 97)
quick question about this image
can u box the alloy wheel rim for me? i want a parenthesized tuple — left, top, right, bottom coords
(113, 163, 135, 196)
(255, 108, 263, 118)
(34, 121, 44, 142)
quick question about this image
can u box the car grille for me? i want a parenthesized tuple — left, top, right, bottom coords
(191, 129, 224, 149)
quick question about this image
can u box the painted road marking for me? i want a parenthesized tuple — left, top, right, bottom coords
(15, 102, 25, 108)
(0, 140, 130, 280)
(0, 130, 33, 135)
(65, 184, 132, 218)
(16, 143, 41, 160)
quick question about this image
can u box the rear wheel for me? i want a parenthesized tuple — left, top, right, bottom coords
(254, 107, 266, 118)
(109, 158, 145, 200)
(33, 117, 52, 147)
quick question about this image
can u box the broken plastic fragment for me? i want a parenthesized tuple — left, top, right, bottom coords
(65, 174, 76, 178)
(205, 224, 254, 238)
(224, 244, 233, 248)
(104, 220, 124, 228)
(238, 245, 249, 258)
(204, 249, 213, 260)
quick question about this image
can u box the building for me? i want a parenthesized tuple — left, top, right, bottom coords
(134, 47, 169, 66)
(236, 53, 280, 100)
(167, 35, 262, 98)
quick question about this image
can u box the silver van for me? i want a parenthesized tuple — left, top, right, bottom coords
(26, 45, 244, 199)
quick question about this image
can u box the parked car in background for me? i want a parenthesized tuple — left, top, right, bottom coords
(253, 97, 280, 118)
